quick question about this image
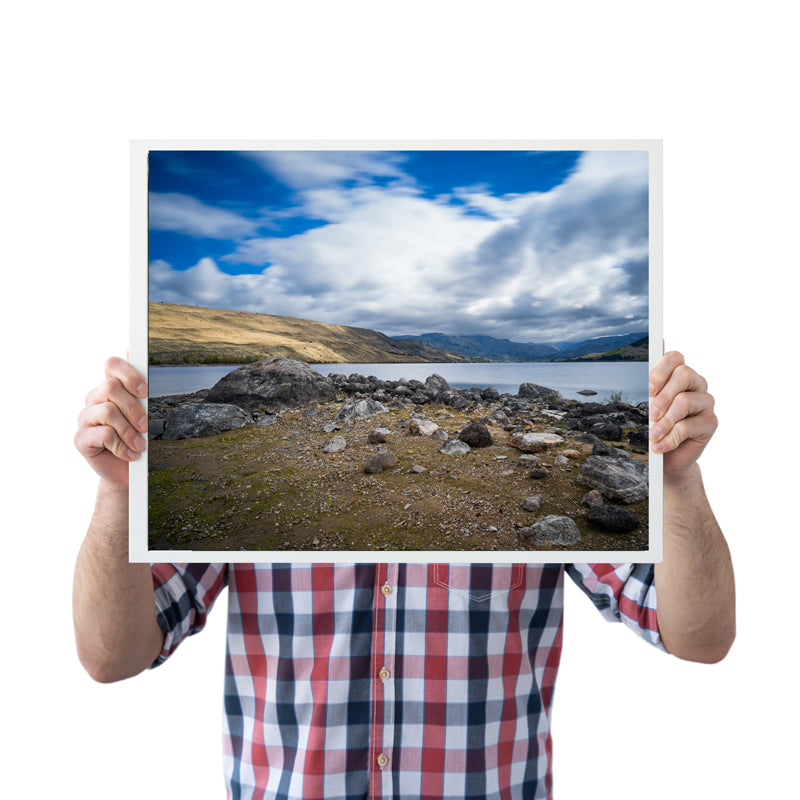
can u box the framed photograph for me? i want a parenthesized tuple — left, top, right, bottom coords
(130, 140, 662, 563)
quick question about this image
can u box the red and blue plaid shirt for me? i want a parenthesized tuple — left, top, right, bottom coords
(152, 562, 663, 800)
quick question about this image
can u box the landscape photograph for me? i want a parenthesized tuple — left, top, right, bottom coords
(143, 145, 655, 557)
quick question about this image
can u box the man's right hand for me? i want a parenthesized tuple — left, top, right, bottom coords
(74, 356, 148, 490)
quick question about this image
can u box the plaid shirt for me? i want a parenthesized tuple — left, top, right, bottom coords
(152, 562, 663, 800)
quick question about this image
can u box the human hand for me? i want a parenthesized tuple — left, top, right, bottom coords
(648, 351, 717, 484)
(74, 357, 148, 490)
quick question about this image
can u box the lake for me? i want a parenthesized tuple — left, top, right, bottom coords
(150, 361, 649, 404)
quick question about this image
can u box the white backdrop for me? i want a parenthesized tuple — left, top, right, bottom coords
(3, 2, 797, 797)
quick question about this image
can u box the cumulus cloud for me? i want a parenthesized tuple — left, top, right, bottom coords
(149, 192, 259, 239)
(149, 150, 650, 343)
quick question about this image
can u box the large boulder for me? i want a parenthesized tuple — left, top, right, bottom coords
(161, 403, 251, 440)
(205, 357, 335, 412)
(518, 383, 563, 403)
(578, 455, 648, 504)
(424, 373, 451, 400)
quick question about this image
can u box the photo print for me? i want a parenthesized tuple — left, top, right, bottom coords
(129, 141, 662, 563)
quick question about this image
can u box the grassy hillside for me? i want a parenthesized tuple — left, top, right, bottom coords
(148, 302, 471, 365)
(561, 336, 649, 362)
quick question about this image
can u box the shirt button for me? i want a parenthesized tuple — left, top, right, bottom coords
(378, 668, 391, 681)
(377, 754, 389, 768)
(381, 583, 392, 596)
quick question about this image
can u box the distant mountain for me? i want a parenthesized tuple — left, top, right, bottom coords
(391, 333, 557, 362)
(557, 335, 649, 362)
(391, 331, 648, 362)
(549, 333, 648, 361)
(148, 303, 474, 365)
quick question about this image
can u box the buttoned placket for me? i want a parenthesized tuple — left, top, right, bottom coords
(370, 563, 399, 798)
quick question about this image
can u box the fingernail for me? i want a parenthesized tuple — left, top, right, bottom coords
(136, 382, 148, 398)
(651, 441, 665, 453)
(137, 415, 148, 432)
(126, 448, 139, 460)
(648, 383, 656, 396)
(649, 423, 662, 440)
(133, 435, 146, 450)
(649, 404, 659, 419)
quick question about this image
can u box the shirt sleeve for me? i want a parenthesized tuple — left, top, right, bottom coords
(565, 563, 666, 651)
(149, 563, 228, 668)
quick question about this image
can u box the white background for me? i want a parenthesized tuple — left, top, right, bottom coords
(3, 1, 797, 797)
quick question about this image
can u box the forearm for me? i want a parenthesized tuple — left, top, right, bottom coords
(655, 464, 735, 663)
(73, 481, 165, 682)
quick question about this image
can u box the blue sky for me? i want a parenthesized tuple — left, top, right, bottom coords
(149, 148, 649, 343)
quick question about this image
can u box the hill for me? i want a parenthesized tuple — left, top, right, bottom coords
(391, 333, 555, 361)
(148, 302, 472, 365)
(559, 336, 649, 362)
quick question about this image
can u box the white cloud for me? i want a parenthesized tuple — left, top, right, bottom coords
(149, 192, 259, 239)
(242, 150, 409, 189)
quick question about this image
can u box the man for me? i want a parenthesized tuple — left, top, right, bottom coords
(73, 351, 734, 800)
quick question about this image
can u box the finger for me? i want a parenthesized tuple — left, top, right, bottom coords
(648, 351, 685, 398)
(78, 401, 148, 455)
(85, 376, 148, 433)
(74, 419, 142, 462)
(649, 390, 715, 443)
(650, 363, 708, 422)
(650, 411, 718, 455)
(104, 356, 148, 399)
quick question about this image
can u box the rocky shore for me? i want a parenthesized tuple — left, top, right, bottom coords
(148, 357, 650, 552)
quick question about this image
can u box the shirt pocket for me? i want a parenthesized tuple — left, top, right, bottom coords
(433, 563, 525, 603)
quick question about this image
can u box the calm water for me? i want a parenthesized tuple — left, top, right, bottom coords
(150, 361, 649, 404)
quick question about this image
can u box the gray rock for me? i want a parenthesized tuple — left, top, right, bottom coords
(368, 427, 392, 443)
(335, 398, 389, 422)
(628, 426, 650, 451)
(510, 431, 564, 452)
(458, 420, 493, 448)
(592, 442, 630, 458)
(424, 374, 451, 400)
(578, 455, 648, 504)
(322, 435, 346, 453)
(553, 455, 569, 466)
(409, 419, 439, 436)
(148, 419, 165, 439)
(162, 402, 251, 440)
(529, 467, 550, 480)
(518, 383, 563, 403)
(363, 450, 398, 474)
(521, 495, 543, 513)
(588, 422, 623, 441)
(439, 438, 471, 455)
(433, 429, 449, 441)
(581, 489, 604, 508)
(257, 414, 279, 426)
(578, 389, 598, 396)
(411, 464, 428, 473)
(205, 357, 334, 412)
(523, 515, 581, 546)
(586, 504, 640, 533)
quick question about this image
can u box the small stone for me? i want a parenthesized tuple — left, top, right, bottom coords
(520, 454, 542, 464)
(458, 420, 493, 448)
(363, 450, 399, 474)
(409, 419, 440, 436)
(521, 495, 543, 513)
(439, 438, 471, 455)
(529, 467, 550, 480)
(578, 389, 598, 396)
(368, 427, 392, 444)
(523, 515, 581, 546)
(510, 431, 564, 452)
(411, 465, 427, 474)
(553, 455, 568, 466)
(322, 435, 346, 453)
(562, 449, 581, 459)
(430, 467, 448, 476)
(581, 489, 604, 508)
(257, 415, 278, 426)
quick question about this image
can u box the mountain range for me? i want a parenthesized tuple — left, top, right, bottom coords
(391, 332, 648, 362)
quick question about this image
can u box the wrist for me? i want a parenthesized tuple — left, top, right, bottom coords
(663, 461, 703, 494)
